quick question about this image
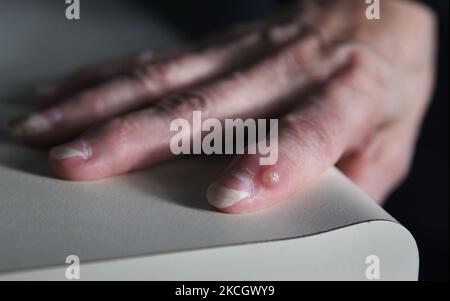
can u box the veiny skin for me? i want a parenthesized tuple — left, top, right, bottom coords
(9, 0, 436, 213)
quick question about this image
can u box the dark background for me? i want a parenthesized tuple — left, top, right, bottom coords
(142, 0, 449, 281)
(385, 1, 449, 281)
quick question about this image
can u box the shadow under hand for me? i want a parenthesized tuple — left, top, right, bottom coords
(0, 91, 36, 141)
(0, 143, 53, 178)
(125, 156, 233, 211)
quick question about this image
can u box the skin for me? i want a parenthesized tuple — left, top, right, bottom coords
(9, 0, 436, 213)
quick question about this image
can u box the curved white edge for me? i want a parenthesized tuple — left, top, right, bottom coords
(0, 220, 419, 281)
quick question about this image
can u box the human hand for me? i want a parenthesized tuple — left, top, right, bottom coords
(9, 0, 436, 213)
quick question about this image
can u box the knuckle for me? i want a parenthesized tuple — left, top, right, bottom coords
(331, 64, 372, 99)
(267, 21, 301, 44)
(143, 61, 172, 80)
(89, 91, 114, 116)
(73, 80, 128, 117)
(131, 61, 176, 93)
(268, 35, 321, 76)
(338, 43, 391, 93)
(104, 115, 141, 140)
(154, 91, 212, 120)
(281, 112, 338, 161)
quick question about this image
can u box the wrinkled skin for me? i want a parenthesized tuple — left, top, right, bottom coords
(9, 0, 436, 213)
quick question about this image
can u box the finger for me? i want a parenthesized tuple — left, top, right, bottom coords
(337, 122, 417, 203)
(35, 16, 306, 109)
(36, 51, 155, 108)
(206, 51, 391, 213)
(13, 15, 323, 145)
(11, 31, 272, 146)
(34, 23, 251, 108)
(48, 36, 336, 180)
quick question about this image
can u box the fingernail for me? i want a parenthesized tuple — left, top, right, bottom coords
(9, 114, 50, 137)
(8, 109, 61, 137)
(50, 141, 92, 160)
(207, 171, 253, 209)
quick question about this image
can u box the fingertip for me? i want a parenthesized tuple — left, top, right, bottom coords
(206, 159, 288, 214)
(49, 158, 87, 181)
(8, 117, 55, 147)
(8, 109, 63, 143)
(49, 141, 96, 181)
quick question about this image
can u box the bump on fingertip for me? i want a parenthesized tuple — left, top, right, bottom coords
(261, 169, 281, 188)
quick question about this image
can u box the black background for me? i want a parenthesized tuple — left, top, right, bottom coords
(385, 4, 449, 281)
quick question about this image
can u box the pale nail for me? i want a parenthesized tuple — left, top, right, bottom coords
(50, 141, 92, 160)
(207, 172, 253, 209)
(13, 114, 51, 136)
(9, 109, 62, 137)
